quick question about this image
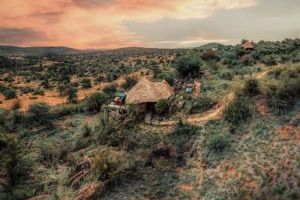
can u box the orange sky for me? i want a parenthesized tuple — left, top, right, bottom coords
(0, 0, 298, 49)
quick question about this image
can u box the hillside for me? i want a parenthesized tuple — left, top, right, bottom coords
(0, 46, 87, 56)
(0, 39, 299, 200)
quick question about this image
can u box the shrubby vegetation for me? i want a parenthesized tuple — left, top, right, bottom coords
(0, 39, 299, 199)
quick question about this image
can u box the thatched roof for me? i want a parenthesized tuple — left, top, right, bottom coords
(241, 41, 255, 49)
(125, 77, 174, 104)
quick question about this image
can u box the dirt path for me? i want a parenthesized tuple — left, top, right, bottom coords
(151, 67, 273, 127)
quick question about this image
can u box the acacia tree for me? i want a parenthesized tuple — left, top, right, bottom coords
(174, 55, 202, 78)
(66, 86, 78, 103)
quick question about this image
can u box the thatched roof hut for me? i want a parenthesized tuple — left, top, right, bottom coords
(125, 77, 174, 105)
(241, 40, 255, 50)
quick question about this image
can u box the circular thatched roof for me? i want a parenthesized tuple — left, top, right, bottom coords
(125, 77, 174, 104)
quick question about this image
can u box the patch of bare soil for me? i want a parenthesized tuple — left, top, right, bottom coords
(256, 99, 268, 116)
(178, 184, 194, 192)
(276, 124, 300, 142)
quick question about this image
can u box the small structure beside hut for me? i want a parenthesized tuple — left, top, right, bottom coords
(125, 77, 174, 113)
(105, 93, 127, 119)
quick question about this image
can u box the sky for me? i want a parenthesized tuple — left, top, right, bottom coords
(0, 0, 299, 49)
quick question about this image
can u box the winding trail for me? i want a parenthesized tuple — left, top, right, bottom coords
(151, 67, 274, 127)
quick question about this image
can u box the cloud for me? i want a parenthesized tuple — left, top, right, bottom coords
(0, 28, 49, 45)
(0, 0, 257, 48)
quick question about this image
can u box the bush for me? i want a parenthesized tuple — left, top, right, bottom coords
(265, 78, 300, 114)
(82, 124, 92, 138)
(40, 144, 71, 164)
(167, 122, 198, 154)
(224, 95, 252, 126)
(81, 78, 92, 89)
(50, 103, 85, 118)
(122, 77, 137, 90)
(92, 150, 132, 181)
(156, 73, 175, 86)
(207, 134, 230, 153)
(103, 84, 117, 96)
(66, 86, 78, 103)
(190, 96, 217, 114)
(86, 92, 108, 112)
(219, 71, 233, 80)
(243, 79, 260, 96)
(155, 99, 171, 116)
(3, 88, 16, 99)
(0, 108, 7, 127)
(28, 103, 50, 124)
(174, 55, 202, 78)
(32, 88, 44, 96)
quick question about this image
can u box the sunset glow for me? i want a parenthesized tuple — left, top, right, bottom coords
(0, 0, 299, 49)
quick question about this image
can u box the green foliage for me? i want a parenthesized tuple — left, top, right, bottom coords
(2, 87, 17, 99)
(82, 123, 92, 138)
(190, 96, 217, 114)
(224, 95, 252, 126)
(103, 84, 117, 96)
(50, 103, 85, 118)
(166, 122, 198, 154)
(28, 103, 50, 124)
(174, 55, 202, 78)
(91, 150, 132, 182)
(156, 72, 175, 86)
(66, 85, 78, 103)
(40, 143, 71, 164)
(81, 78, 92, 89)
(0, 108, 7, 127)
(265, 78, 300, 114)
(207, 134, 230, 153)
(218, 71, 234, 80)
(243, 78, 260, 96)
(86, 92, 108, 112)
(155, 99, 171, 116)
(122, 77, 137, 90)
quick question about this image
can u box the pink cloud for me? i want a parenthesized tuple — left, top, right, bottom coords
(0, 0, 256, 48)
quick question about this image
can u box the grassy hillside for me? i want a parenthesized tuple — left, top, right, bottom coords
(0, 39, 299, 200)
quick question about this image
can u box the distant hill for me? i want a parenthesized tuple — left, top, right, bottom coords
(0, 45, 181, 57)
(196, 42, 224, 50)
(0, 45, 89, 56)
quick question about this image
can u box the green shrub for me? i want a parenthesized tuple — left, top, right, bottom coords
(155, 99, 171, 116)
(265, 78, 300, 114)
(86, 92, 108, 112)
(40, 144, 70, 163)
(243, 79, 260, 96)
(167, 122, 198, 154)
(174, 55, 202, 78)
(190, 96, 217, 114)
(103, 84, 117, 96)
(81, 78, 92, 89)
(82, 123, 92, 138)
(28, 103, 51, 125)
(207, 134, 230, 153)
(122, 77, 137, 90)
(66, 86, 78, 103)
(0, 108, 7, 127)
(224, 95, 252, 126)
(50, 104, 84, 118)
(91, 150, 132, 181)
(156, 73, 175, 86)
(219, 71, 233, 80)
(3, 88, 16, 99)
(32, 88, 44, 96)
